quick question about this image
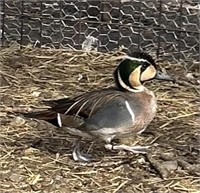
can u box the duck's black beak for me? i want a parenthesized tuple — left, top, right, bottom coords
(155, 70, 175, 83)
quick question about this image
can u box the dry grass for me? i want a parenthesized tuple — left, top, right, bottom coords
(0, 44, 199, 193)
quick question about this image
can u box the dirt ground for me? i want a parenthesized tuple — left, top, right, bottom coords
(0, 45, 199, 193)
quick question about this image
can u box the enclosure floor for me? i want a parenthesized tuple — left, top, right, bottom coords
(0, 45, 199, 193)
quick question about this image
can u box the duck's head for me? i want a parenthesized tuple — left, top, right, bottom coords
(114, 52, 175, 92)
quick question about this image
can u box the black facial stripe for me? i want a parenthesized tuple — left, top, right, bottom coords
(140, 61, 150, 73)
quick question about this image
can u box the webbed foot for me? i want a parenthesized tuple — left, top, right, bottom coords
(105, 144, 150, 154)
(72, 140, 91, 162)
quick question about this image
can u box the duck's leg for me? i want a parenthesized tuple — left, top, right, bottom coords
(72, 138, 91, 162)
(105, 144, 150, 154)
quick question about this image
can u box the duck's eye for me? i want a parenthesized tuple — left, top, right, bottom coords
(141, 62, 149, 72)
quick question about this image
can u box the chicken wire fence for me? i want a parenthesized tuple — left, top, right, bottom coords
(0, 0, 199, 62)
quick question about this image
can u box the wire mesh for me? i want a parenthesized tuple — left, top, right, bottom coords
(0, 0, 199, 62)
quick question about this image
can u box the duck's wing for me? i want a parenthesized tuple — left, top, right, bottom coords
(22, 88, 121, 127)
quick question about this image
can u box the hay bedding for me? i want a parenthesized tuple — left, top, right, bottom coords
(0, 44, 199, 193)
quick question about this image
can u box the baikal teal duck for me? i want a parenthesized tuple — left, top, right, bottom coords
(21, 52, 175, 162)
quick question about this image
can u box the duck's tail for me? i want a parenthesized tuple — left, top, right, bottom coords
(17, 109, 84, 128)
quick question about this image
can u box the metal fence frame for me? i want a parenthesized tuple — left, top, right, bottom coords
(0, 0, 199, 62)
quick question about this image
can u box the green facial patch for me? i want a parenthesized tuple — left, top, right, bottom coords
(118, 59, 141, 88)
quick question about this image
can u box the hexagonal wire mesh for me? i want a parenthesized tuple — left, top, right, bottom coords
(0, 0, 199, 62)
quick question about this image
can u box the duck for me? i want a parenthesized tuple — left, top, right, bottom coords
(21, 52, 174, 162)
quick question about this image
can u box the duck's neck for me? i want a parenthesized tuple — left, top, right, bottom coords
(115, 82, 147, 93)
(131, 85, 146, 92)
